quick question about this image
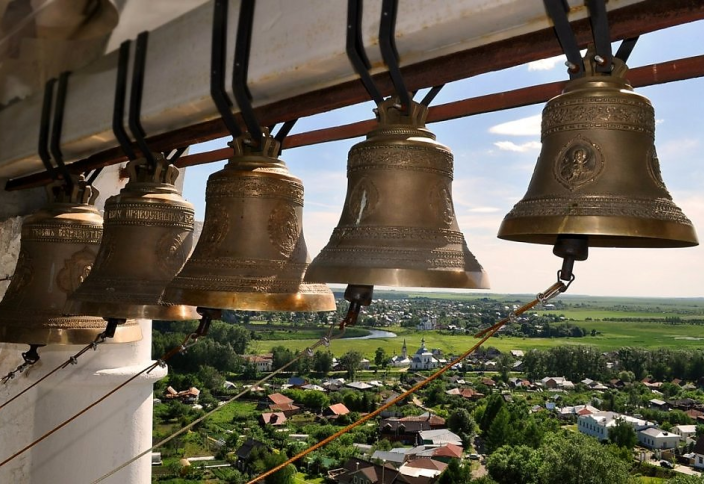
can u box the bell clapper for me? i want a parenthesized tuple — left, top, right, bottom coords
(1, 344, 44, 384)
(553, 234, 588, 283)
(339, 285, 374, 330)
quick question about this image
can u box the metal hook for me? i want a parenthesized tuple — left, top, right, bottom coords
(346, 0, 383, 105)
(586, 0, 612, 72)
(232, 0, 263, 145)
(113, 41, 137, 160)
(128, 31, 157, 167)
(543, 0, 584, 78)
(211, 0, 242, 139)
(49, 71, 75, 194)
(379, 0, 411, 113)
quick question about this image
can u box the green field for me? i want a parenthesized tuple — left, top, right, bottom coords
(251, 306, 704, 357)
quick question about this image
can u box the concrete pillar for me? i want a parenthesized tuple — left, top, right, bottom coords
(0, 164, 167, 483)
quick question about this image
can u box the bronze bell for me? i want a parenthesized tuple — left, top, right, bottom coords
(66, 156, 199, 320)
(163, 132, 336, 312)
(305, 98, 489, 289)
(0, 178, 142, 345)
(498, 53, 698, 249)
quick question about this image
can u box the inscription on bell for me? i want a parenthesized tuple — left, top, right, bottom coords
(26, 226, 102, 243)
(106, 207, 195, 226)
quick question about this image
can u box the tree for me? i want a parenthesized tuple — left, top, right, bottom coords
(340, 351, 364, 380)
(375, 347, 388, 369)
(313, 350, 334, 375)
(485, 407, 512, 453)
(486, 445, 539, 484)
(437, 458, 472, 484)
(608, 418, 637, 449)
(535, 431, 635, 484)
(447, 408, 476, 446)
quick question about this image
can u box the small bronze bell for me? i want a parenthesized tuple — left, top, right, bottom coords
(0, 178, 142, 345)
(305, 98, 489, 289)
(163, 133, 336, 312)
(66, 156, 199, 320)
(498, 53, 698, 249)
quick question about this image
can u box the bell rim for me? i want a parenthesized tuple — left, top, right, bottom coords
(0, 323, 143, 346)
(304, 266, 490, 290)
(497, 215, 699, 248)
(64, 299, 200, 321)
(162, 287, 336, 312)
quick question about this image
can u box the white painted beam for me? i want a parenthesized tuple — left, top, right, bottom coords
(0, 0, 645, 178)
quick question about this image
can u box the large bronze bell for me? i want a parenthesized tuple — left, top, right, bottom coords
(0, 179, 142, 345)
(66, 156, 199, 320)
(498, 54, 698, 249)
(305, 98, 489, 289)
(162, 133, 335, 312)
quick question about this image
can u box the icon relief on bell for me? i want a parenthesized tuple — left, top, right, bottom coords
(268, 202, 300, 258)
(554, 136, 604, 191)
(57, 247, 96, 294)
(348, 177, 379, 225)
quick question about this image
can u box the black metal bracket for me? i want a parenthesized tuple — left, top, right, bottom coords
(232, 0, 263, 145)
(543, 0, 585, 78)
(346, 0, 383, 105)
(615, 36, 638, 63)
(38, 78, 58, 179)
(113, 41, 138, 161)
(49, 71, 75, 194)
(128, 31, 157, 167)
(211, 0, 242, 139)
(379, 0, 411, 114)
(586, 0, 612, 73)
(420, 85, 444, 107)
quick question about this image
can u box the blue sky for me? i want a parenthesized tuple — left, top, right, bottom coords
(184, 20, 704, 298)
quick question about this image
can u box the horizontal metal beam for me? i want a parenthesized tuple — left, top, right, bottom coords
(4, 0, 704, 190)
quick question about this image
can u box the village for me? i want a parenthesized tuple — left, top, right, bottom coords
(151, 296, 704, 483)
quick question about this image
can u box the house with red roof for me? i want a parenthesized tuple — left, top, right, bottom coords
(324, 403, 351, 418)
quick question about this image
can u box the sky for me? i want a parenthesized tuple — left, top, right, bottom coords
(182, 20, 704, 298)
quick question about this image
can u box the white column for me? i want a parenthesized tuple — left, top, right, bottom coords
(0, 165, 166, 483)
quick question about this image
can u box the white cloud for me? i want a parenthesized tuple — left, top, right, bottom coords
(489, 115, 541, 136)
(527, 55, 563, 71)
(494, 141, 541, 153)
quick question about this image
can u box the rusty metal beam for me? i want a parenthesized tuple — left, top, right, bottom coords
(6, 0, 704, 191)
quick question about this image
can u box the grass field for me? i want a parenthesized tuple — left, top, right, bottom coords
(251, 306, 704, 357)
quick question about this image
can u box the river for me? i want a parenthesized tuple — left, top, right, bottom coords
(345, 329, 397, 340)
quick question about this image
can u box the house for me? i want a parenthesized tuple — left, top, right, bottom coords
(269, 402, 300, 417)
(242, 354, 273, 372)
(330, 457, 432, 484)
(398, 458, 447, 478)
(638, 428, 681, 450)
(649, 399, 670, 411)
(347, 381, 374, 391)
(693, 436, 704, 469)
(510, 350, 524, 358)
(412, 443, 464, 462)
(287, 376, 307, 387)
(673, 424, 698, 441)
(410, 338, 440, 370)
(234, 438, 266, 472)
(445, 388, 484, 400)
(379, 414, 444, 444)
(540, 377, 574, 390)
(370, 450, 407, 468)
(260, 412, 287, 426)
(360, 358, 371, 370)
(418, 429, 463, 446)
(266, 393, 294, 407)
(417, 316, 436, 331)
(578, 412, 655, 441)
(324, 403, 351, 418)
(164, 386, 200, 404)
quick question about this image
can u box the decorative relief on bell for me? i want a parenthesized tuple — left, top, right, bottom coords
(197, 201, 230, 257)
(347, 177, 379, 224)
(646, 147, 667, 192)
(156, 232, 189, 275)
(268, 202, 300, 258)
(56, 247, 96, 293)
(542, 95, 655, 137)
(554, 135, 604, 191)
(429, 182, 455, 227)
